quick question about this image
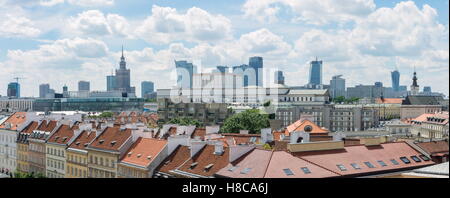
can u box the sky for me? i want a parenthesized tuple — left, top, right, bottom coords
(0, 0, 448, 97)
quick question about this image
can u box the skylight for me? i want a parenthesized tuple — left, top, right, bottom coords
(400, 157, 411, 164)
(336, 164, 347, 171)
(364, 162, 375, 168)
(390, 159, 399, 165)
(300, 167, 311, 174)
(419, 155, 431, 161)
(228, 166, 239, 172)
(283, 168, 294, 176)
(350, 163, 361, 170)
(410, 156, 422, 162)
(240, 168, 252, 174)
(377, 160, 387, 167)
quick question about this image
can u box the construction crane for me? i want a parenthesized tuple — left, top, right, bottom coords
(13, 77, 25, 83)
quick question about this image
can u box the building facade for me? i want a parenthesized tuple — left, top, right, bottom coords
(309, 58, 322, 86)
(78, 81, 90, 92)
(141, 81, 155, 98)
(330, 75, 345, 99)
(66, 129, 97, 178)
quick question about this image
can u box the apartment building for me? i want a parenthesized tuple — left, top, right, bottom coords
(117, 137, 168, 178)
(28, 120, 58, 175)
(0, 112, 27, 175)
(66, 129, 97, 178)
(45, 123, 80, 178)
(409, 112, 449, 139)
(16, 121, 39, 173)
(86, 126, 133, 178)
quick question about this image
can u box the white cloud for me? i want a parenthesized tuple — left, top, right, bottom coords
(39, 0, 64, 7)
(136, 5, 233, 44)
(239, 28, 292, 55)
(242, 0, 376, 25)
(0, 14, 41, 38)
(67, 10, 131, 38)
(351, 1, 448, 57)
(67, 0, 114, 7)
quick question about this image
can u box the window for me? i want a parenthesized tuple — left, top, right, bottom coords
(419, 155, 431, 161)
(400, 157, 411, 164)
(377, 160, 387, 167)
(240, 168, 252, 174)
(283, 168, 294, 176)
(410, 156, 422, 163)
(228, 166, 239, 172)
(390, 159, 399, 165)
(364, 162, 375, 168)
(336, 164, 347, 171)
(350, 163, 361, 170)
(300, 167, 311, 174)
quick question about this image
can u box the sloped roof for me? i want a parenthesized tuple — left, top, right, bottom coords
(68, 130, 97, 150)
(47, 124, 78, 145)
(0, 112, 27, 131)
(88, 127, 132, 152)
(120, 137, 167, 168)
(415, 141, 449, 155)
(402, 95, 443, 105)
(177, 145, 230, 177)
(216, 149, 273, 178)
(285, 119, 329, 135)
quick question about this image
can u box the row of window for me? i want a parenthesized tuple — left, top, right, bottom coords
(89, 155, 116, 168)
(47, 159, 65, 170)
(47, 147, 65, 157)
(67, 165, 87, 177)
(335, 155, 430, 172)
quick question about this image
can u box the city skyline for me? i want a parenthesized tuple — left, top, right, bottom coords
(0, 0, 449, 97)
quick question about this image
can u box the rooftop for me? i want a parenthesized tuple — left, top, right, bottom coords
(0, 112, 27, 131)
(285, 118, 329, 135)
(415, 140, 449, 155)
(156, 145, 191, 174)
(177, 145, 230, 177)
(68, 130, 97, 150)
(47, 124, 78, 145)
(88, 126, 132, 152)
(120, 137, 167, 168)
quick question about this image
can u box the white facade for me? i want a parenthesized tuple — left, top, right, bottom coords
(0, 129, 17, 174)
(0, 99, 34, 112)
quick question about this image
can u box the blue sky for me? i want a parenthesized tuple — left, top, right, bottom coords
(0, 0, 448, 97)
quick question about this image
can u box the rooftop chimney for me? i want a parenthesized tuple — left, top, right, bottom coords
(239, 130, 249, 135)
(290, 131, 310, 144)
(214, 141, 224, 155)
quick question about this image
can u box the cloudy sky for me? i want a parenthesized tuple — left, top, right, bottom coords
(0, 0, 448, 97)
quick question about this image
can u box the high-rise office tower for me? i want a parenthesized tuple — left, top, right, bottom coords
(78, 81, 90, 91)
(7, 82, 20, 98)
(249, 56, 263, 86)
(39, 84, 50, 98)
(375, 82, 383, 88)
(391, 70, 400, 92)
(106, 75, 116, 91)
(423, 86, 432, 93)
(330, 75, 346, 98)
(175, 60, 195, 88)
(274, 70, 285, 85)
(216, 66, 229, 73)
(309, 57, 322, 86)
(141, 81, 154, 97)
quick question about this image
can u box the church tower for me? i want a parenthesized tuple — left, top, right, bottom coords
(410, 70, 419, 96)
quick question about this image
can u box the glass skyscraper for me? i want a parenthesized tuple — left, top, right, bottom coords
(391, 70, 400, 92)
(175, 60, 195, 88)
(330, 75, 346, 98)
(7, 82, 20, 98)
(141, 81, 154, 97)
(78, 81, 90, 91)
(106, 75, 116, 91)
(309, 58, 322, 86)
(274, 70, 285, 85)
(39, 84, 50, 98)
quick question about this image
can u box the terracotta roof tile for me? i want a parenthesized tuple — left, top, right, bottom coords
(416, 141, 449, 155)
(88, 127, 132, 151)
(120, 137, 167, 167)
(47, 124, 78, 145)
(36, 120, 58, 132)
(285, 119, 329, 135)
(0, 112, 27, 131)
(157, 146, 191, 174)
(177, 145, 229, 177)
(216, 149, 272, 178)
(68, 130, 97, 150)
(376, 98, 403, 104)
(20, 121, 39, 134)
(191, 128, 206, 140)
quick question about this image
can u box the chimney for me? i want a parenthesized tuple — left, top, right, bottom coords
(206, 125, 220, 134)
(190, 140, 207, 158)
(214, 141, 224, 155)
(239, 130, 249, 135)
(290, 131, 310, 144)
(260, 128, 273, 144)
(332, 132, 346, 141)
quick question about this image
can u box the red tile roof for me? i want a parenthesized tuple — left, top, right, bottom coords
(0, 112, 27, 131)
(120, 137, 167, 167)
(20, 121, 39, 134)
(294, 142, 435, 177)
(68, 130, 97, 150)
(36, 120, 58, 132)
(415, 141, 449, 155)
(216, 149, 273, 178)
(265, 151, 339, 178)
(156, 146, 191, 174)
(88, 127, 132, 152)
(376, 98, 403, 104)
(191, 128, 206, 140)
(47, 124, 78, 145)
(285, 119, 329, 136)
(177, 145, 230, 177)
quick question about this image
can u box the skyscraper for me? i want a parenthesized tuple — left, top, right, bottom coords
(175, 60, 195, 88)
(309, 57, 323, 86)
(114, 46, 135, 95)
(106, 75, 116, 91)
(216, 66, 229, 73)
(7, 82, 20, 98)
(330, 75, 346, 98)
(78, 81, 90, 92)
(39, 84, 50, 98)
(141, 81, 154, 97)
(249, 57, 263, 86)
(391, 70, 400, 92)
(423, 86, 432, 93)
(274, 70, 285, 85)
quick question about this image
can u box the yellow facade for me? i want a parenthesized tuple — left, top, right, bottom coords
(16, 143, 29, 173)
(66, 149, 88, 178)
(87, 150, 119, 178)
(117, 164, 148, 178)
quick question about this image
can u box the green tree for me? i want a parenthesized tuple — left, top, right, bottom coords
(168, 117, 202, 127)
(332, 96, 345, 104)
(220, 109, 270, 134)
